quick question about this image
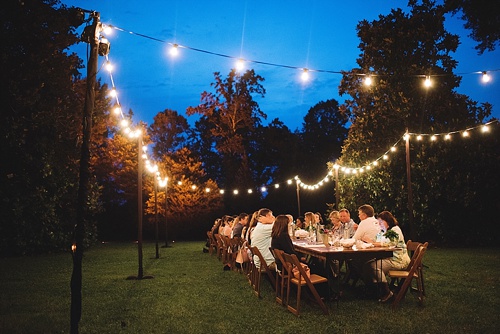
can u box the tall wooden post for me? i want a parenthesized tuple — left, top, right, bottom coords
(405, 130, 416, 240)
(71, 11, 100, 334)
(334, 166, 340, 209)
(296, 179, 301, 217)
(154, 175, 159, 258)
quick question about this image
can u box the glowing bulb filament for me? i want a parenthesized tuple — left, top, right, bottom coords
(364, 76, 372, 86)
(301, 69, 310, 81)
(481, 72, 491, 83)
(424, 76, 432, 88)
(169, 44, 179, 57)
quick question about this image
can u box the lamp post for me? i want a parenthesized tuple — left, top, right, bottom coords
(127, 131, 153, 280)
(159, 177, 171, 248)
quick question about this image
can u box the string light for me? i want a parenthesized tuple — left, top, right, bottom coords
(481, 71, 491, 83)
(235, 58, 245, 72)
(424, 76, 432, 88)
(100, 27, 498, 197)
(169, 43, 179, 57)
(105, 61, 113, 72)
(301, 68, 310, 82)
(364, 75, 372, 86)
(103, 24, 499, 87)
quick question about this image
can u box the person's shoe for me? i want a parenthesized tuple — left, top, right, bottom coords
(378, 291, 393, 303)
(202, 248, 209, 253)
(223, 265, 231, 271)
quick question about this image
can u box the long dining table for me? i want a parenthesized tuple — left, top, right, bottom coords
(292, 240, 398, 299)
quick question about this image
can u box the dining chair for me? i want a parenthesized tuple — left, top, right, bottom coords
(249, 246, 276, 298)
(206, 231, 216, 255)
(214, 234, 224, 260)
(388, 242, 428, 308)
(228, 237, 243, 271)
(406, 240, 426, 296)
(270, 248, 289, 306)
(221, 235, 234, 269)
(281, 252, 329, 316)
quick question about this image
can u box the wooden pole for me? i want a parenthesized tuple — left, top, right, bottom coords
(71, 11, 99, 334)
(405, 130, 416, 240)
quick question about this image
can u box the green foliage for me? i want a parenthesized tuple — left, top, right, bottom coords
(334, 0, 498, 246)
(187, 69, 266, 190)
(0, 0, 103, 255)
(445, 0, 500, 53)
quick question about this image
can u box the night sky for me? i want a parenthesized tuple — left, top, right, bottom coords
(63, 0, 500, 130)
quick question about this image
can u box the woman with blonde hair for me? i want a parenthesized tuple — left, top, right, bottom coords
(304, 211, 315, 230)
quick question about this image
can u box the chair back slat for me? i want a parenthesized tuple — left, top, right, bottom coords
(392, 242, 428, 308)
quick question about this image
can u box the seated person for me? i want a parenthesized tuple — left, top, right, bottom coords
(271, 214, 301, 270)
(349, 204, 381, 290)
(251, 208, 276, 271)
(271, 214, 329, 297)
(364, 211, 410, 302)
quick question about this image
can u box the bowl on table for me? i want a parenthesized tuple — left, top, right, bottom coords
(340, 238, 356, 249)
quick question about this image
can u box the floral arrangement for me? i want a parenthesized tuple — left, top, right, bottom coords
(383, 229, 399, 242)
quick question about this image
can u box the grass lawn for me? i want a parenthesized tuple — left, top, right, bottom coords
(0, 241, 499, 333)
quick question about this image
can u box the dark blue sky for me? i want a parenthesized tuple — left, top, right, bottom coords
(64, 0, 499, 131)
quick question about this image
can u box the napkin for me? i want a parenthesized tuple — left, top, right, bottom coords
(356, 240, 374, 249)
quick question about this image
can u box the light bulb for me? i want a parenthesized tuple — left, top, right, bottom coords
(481, 72, 491, 83)
(424, 76, 432, 88)
(105, 61, 113, 72)
(169, 44, 179, 57)
(235, 58, 245, 72)
(301, 69, 309, 82)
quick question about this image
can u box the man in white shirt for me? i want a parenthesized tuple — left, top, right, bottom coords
(251, 208, 276, 270)
(349, 204, 382, 295)
(353, 204, 380, 243)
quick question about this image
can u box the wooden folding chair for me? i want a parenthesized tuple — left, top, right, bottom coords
(388, 242, 428, 308)
(406, 240, 426, 296)
(270, 248, 290, 306)
(227, 237, 243, 271)
(282, 252, 329, 316)
(206, 231, 216, 255)
(249, 246, 276, 298)
(214, 234, 224, 260)
(221, 235, 234, 268)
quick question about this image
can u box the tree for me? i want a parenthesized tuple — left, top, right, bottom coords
(187, 69, 266, 191)
(444, 0, 500, 53)
(149, 109, 189, 158)
(334, 0, 496, 245)
(301, 99, 348, 179)
(144, 147, 223, 240)
(0, 0, 104, 255)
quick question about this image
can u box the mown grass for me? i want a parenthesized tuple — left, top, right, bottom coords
(0, 242, 498, 333)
